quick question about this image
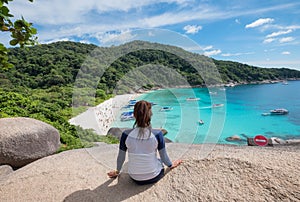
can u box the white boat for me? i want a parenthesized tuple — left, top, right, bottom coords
(120, 111, 134, 121)
(160, 106, 173, 111)
(186, 97, 200, 101)
(212, 103, 224, 108)
(198, 120, 204, 125)
(127, 100, 138, 106)
(270, 108, 289, 115)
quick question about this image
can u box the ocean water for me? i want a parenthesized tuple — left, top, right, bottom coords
(112, 81, 300, 145)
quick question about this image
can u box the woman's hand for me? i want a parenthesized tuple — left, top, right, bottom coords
(170, 159, 183, 169)
(107, 170, 119, 178)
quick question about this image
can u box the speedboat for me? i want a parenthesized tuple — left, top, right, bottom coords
(120, 111, 134, 121)
(212, 103, 224, 108)
(198, 120, 204, 125)
(186, 97, 200, 101)
(270, 108, 289, 115)
(160, 106, 173, 111)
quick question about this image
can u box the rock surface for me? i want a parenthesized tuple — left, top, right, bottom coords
(0, 165, 13, 179)
(0, 117, 60, 168)
(0, 143, 299, 202)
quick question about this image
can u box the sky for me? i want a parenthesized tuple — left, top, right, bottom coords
(3, 0, 300, 70)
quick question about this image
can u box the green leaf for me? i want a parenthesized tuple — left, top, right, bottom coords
(30, 27, 37, 34)
(0, 6, 10, 16)
(9, 38, 18, 46)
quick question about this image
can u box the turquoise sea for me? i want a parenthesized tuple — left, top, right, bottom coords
(112, 81, 300, 145)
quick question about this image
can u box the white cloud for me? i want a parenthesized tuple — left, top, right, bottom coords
(245, 18, 274, 28)
(286, 25, 300, 30)
(183, 25, 202, 34)
(202, 45, 213, 51)
(235, 19, 240, 24)
(92, 31, 137, 45)
(221, 52, 254, 57)
(279, 37, 295, 43)
(9, 0, 192, 25)
(246, 59, 300, 70)
(263, 38, 276, 43)
(42, 38, 70, 44)
(204, 49, 221, 56)
(281, 51, 290, 55)
(266, 29, 292, 38)
(148, 31, 155, 36)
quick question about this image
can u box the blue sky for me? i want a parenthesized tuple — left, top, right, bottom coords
(3, 0, 300, 70)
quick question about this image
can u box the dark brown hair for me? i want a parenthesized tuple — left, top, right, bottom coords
(133, 100, 152, 138)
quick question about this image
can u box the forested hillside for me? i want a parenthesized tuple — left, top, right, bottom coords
(1, 40, 299, 151)
(3, 41, 300, 91)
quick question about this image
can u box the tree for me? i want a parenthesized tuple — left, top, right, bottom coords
(0, 0, 37, 69)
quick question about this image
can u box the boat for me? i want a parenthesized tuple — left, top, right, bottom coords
(120, 111, 134, 121)
(270, 108, 289, 115)
(198, 120, 204, 125)
(122, 105, 133, 109)
(282, 80, 288, 85)
(186, 97, 200, 101)
(160, 106, 173, 111)
(128, 100, 138, 106)
(212, 103, 224, 108)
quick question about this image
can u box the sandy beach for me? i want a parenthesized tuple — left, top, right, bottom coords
(69, 93, 140, 135)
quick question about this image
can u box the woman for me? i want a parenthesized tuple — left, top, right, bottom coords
(107, 100, 182, 185)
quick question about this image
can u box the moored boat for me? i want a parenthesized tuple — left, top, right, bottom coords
(120, 111, 134, 121)
(186, 97, 200, 101)
(270, 108, 289, 115)
(212, 103, 224, 108)
(198, 120, 204, 125)
(160, 106, 173, 111)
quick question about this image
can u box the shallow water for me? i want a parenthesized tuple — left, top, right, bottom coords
(112, 81, 300, 145)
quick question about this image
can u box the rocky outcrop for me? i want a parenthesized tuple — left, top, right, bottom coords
(0, 117, 60, 168)
(107, 127, 129, 140)
(0, 144, 299, 202)
(225, 135, 247, 144)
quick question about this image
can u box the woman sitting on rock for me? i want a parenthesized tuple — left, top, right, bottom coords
(107, 100, 182, 185)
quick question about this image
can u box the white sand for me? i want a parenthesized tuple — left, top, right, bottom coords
(69, 94, 139, 135)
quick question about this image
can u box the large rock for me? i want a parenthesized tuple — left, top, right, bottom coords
(107, 127, 129, 140)
(0, 144, 299, 202)
(0, 117, 60, 168)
